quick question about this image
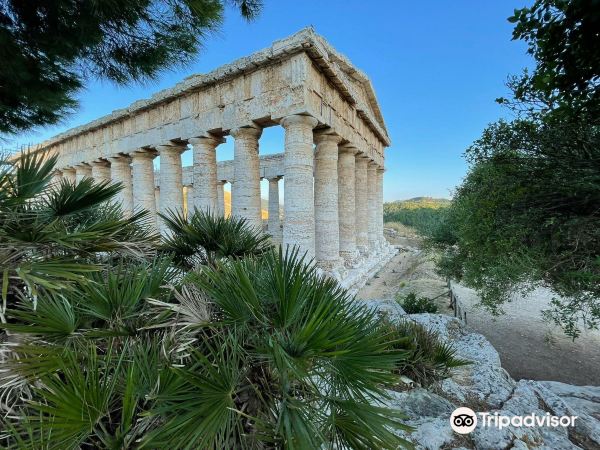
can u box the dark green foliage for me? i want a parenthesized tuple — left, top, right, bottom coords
(1, 154, 414, 448)
(429, 116, 600, 337)
(0, 151, 158, 311)
(386, 320, 469, 387)
(160, 208, 273, 269)
(504, 0, 600, 117)
(428, 0, 600, 338)
(0, 0, 262, 135)
(153, 248, 412, 449)
(1, 248, 414, 449)
(398, 292, 439, 314)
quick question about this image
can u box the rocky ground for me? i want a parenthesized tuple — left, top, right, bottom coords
(359, 228, 600, 385)
(355, 228, 600, 449)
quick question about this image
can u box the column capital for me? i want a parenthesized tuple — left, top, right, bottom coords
(280, 114, 318, 130)
(90, 158, 110, 167)
(267, 176, 282, 183)
(73, 162, 91, 168)
(108, 154, 131, 163)
(313, 129, 342, 145)
(230, 125, 262, 139)
(355, 153, 370, 163)
(339, 144, 359, 156)
(188, 133, 226, 147)
(156, 143, 186, 155)
(133, 149, 157, 160)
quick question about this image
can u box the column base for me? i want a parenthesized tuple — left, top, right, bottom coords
(340, 250, 363, 269)
(316, 257, 344, 272)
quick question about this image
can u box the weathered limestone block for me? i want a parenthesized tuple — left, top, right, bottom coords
(90, 160, 111, 183)
(189, 134, 224, 214)
(74, 163, 92, 183)
(354, 154, 370, 255)
(314, 131, 342, 270)
(338, 145, 359, 266)
(231, 126, 262, 230)
(281, 114, 319, 260)
(157, 144, 185, 233)
(268, 177, 282, 243)
(131, 150, 157, 229)
(108, 155, 133, 216)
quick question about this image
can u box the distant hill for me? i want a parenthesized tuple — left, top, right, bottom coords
(383, 197, 450, 235)
(387, 197, 451, 209)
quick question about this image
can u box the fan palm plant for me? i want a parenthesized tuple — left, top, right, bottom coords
(2, 248, 415, 449)
(143, 248, 413, 449)
(159, 208, 272, 269)
(1, 152, 415, 449)
(0, 151, 158, 320)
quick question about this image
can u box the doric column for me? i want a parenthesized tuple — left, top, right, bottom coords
(377, 166, 386, 245)
(189, 134, 224, 214)
(216, 180, 226, 217)
(338, 145, 359, 265)
(157, 144, 185, 233)
(90, 160, 111, 184)
(281, 114, 319, 260)
(230, 125, 262, 229)
(354, 154, 370, 255)
(367, 161, 379, 251)
(109, 155, 133, 216)
(267, 177, 282, 244)
(131, 150, 157, 229)
(314, 131, 342, 270)
(62, 167, 76, 184)
(74, 163, 92, 183)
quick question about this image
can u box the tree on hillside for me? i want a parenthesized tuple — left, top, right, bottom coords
(0, 0, 262, 135)
(429, 0, 600, 337)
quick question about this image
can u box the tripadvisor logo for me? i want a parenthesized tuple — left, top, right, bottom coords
(450, 407, 577, 434)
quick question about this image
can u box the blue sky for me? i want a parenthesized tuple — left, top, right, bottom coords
(9, 0, 533, 201)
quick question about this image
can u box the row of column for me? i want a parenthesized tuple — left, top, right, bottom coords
(52, 113, 386, 272)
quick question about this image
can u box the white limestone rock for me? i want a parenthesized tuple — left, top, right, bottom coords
(408, 314, 515, 408)
(533, 381, 600, 449)
(384, 388, 463, 450)
(361, 298, 406, 322)
(371, 313, 597, 448)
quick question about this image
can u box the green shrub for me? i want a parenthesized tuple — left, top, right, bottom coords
(386, 320, 469, 387)
(398, 292, 439, 314)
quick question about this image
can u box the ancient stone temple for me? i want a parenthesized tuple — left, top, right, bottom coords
(28, 28, 395, 291)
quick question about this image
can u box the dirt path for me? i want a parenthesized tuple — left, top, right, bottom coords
(357, 233, 600, 386)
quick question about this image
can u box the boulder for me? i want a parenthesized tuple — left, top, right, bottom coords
(360, 309, 600, 449)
